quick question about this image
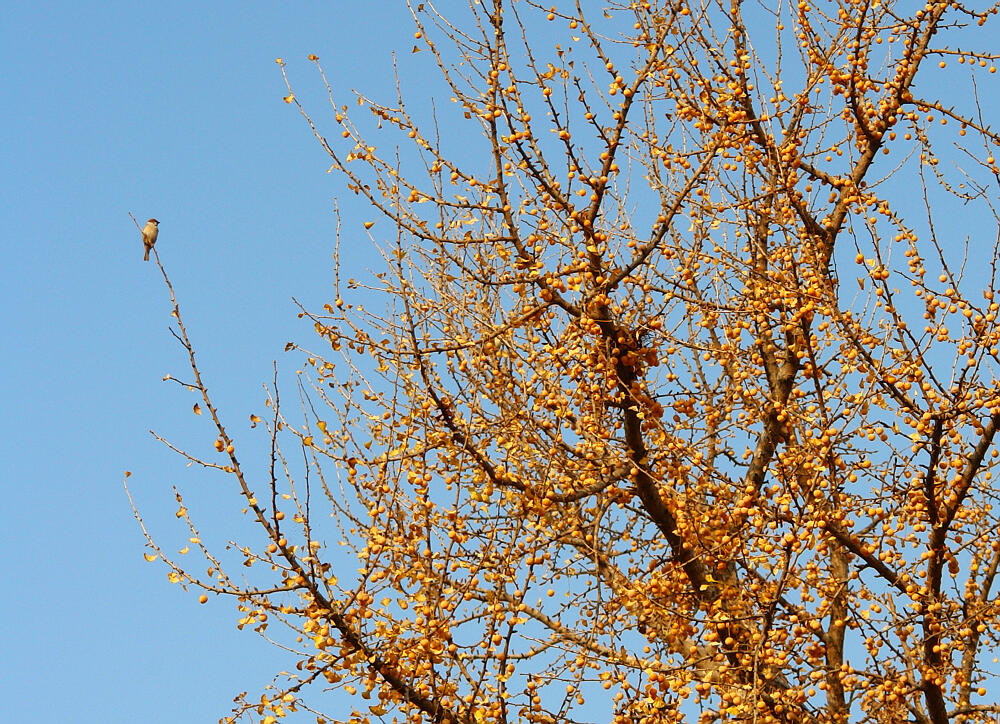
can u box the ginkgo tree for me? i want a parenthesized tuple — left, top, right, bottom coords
(132, 1, 1000, 722)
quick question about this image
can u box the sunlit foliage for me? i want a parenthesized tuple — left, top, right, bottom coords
(133, 1, 1000, 722)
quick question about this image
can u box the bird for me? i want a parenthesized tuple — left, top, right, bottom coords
(142, 218, 159, 261)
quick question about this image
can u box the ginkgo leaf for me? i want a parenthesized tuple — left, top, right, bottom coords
(144, 553, 158, 562)
(364, 221, 375, 229)
(193, 403, 202, 415)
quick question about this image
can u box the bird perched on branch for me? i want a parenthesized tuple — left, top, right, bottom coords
(142, 218, 159, 261)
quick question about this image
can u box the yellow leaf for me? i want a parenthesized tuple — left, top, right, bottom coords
(179, 546, 190, 555)
(412, 45, 421, 53)
(307, 53, 319, 61)
(144, 553, 158, 562)
(364, 221, 375, 229)
(283, 94, 295, 103)
(303, 436, 314, 447)
(193, 403, 202, 415)
(250, 414, 262, 428)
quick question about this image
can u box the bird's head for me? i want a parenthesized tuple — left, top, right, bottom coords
(147, 218, 159, 226)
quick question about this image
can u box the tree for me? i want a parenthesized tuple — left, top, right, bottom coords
(131, 1, 1000, 722)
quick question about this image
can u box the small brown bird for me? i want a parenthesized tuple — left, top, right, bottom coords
(142, 218, 159, 261)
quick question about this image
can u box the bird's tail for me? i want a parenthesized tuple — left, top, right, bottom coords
(144, 246, 150, 261)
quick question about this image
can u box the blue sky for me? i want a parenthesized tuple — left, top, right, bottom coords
(2, 2, 421, 721)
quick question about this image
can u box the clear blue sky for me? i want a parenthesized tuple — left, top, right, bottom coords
(1, 2, 421, 721)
